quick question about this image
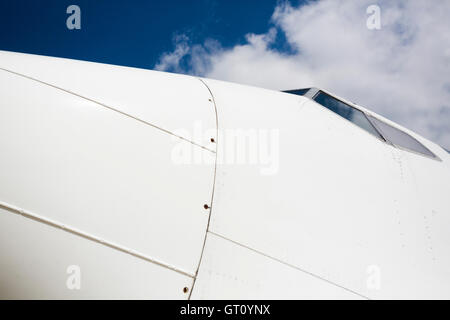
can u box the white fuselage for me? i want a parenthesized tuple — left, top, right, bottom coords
(0, 51, 449, 299)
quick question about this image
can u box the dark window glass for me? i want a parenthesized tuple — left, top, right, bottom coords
(313, 91, 383, 139)
(368, 115, 436, 158)
(284, 88, 310, 96)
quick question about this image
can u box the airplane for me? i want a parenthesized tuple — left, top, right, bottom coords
(0, 50, 449, 299)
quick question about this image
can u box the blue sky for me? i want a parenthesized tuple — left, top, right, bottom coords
(0, 0, 301, 69)
(0, 0, 449, 148)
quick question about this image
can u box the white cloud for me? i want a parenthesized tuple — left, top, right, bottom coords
(154, 34, 190, 73)
(155, 0, 450, 149)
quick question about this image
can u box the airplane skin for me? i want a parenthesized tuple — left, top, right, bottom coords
(0, 51, 449, 299)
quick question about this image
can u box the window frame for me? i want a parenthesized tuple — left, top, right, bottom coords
(283, 88, 441, 161)
(309, 90, 440, 161)
(311, 90, 387, 143)
(367, 114, 440, 161)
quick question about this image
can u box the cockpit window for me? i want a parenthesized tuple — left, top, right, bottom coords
(282, 87, 441, 160)
(368, 115, 437, 158)
(313, 91, 384, 140)
(283, 88, 311, 96)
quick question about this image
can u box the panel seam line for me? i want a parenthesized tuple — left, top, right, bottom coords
(0, 67, 215, 154)
(208, 230, 371, 300)
(0, 200, 195, 279)
(188, 78, 219, 299)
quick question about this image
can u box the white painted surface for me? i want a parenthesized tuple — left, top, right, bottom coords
(191, 232, 363, 299)
(197, 78, 450, 299)
(0, 69, 215, 278)
(0, 206, 192, 299)
(0, 50, 216, 150)
(0, 51, 449, 299)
